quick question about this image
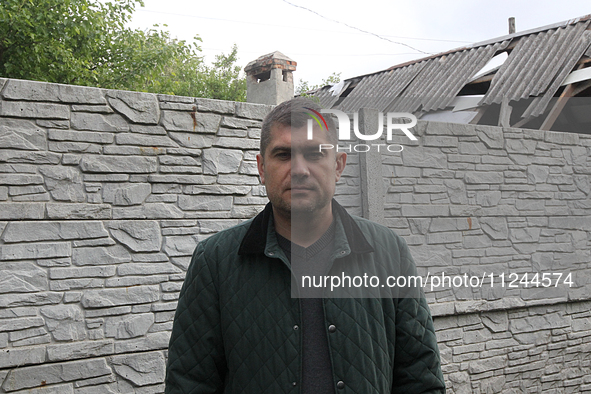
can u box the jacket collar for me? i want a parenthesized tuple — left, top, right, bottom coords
(238, 198, 374, 255)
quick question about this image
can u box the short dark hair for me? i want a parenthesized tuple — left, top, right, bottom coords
(260, 97, 337, 157)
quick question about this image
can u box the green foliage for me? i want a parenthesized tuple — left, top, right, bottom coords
(0, 0, 246, 101)
(296, 72, 342, 96)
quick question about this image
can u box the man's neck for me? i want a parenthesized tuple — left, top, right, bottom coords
(272, 203, 334, 248)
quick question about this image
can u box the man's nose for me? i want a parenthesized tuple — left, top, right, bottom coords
(291, 153, 309, 177)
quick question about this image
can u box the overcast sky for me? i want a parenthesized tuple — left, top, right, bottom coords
(128, 1, 591, 89)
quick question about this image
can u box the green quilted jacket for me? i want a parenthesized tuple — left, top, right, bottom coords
(165, 200, 445, 394)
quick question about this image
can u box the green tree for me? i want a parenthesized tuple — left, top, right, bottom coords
(0, 0, 246, 101)
(296, 72, 342, 96)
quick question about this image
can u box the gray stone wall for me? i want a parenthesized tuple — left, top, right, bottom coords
(373, 120, 591, 392)
(0, 77, 590, 393)
(0, 78, 277, 393)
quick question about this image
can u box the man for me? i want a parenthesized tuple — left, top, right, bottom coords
(165, 97, 445, 393)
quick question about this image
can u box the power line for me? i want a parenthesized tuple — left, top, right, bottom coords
(280, 0, 431, 54)
(135, 8, 472, 44)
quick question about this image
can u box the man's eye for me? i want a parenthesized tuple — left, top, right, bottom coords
(276, 152, 290, 159)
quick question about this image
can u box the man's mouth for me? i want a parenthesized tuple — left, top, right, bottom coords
(290, 186, 313, 192)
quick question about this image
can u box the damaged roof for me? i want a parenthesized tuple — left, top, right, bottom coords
(309, 14, 591, 132)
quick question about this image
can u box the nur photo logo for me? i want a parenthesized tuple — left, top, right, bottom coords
(304, 108, 418, 153)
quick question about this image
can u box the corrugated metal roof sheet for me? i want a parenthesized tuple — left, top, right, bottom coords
(481, 20, 591, 106)
(310, 15, 591, 123)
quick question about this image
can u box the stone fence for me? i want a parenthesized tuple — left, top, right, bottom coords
(0, 78, 589, 393)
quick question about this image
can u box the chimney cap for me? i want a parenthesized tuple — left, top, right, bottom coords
(244, 51, 297, 75)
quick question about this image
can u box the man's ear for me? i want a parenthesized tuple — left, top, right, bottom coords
(256, 153, 265, 184)
(335, 152, 347, 182)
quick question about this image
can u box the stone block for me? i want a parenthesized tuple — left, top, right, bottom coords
(80, 285, 160, 308)
(0, 118, 47, 151)
(148, 174, 216, 184)
(115, 133, 177, 147)
(0, 202, 45, 220)
(401, 205, 450, 217)
(217, 174, 260, 185)
(178, 195, 232, 211)
(49, 265, 116, 279)
(8, 185, 46, 196)
(102, 183, 151, 206)
(37, 120, 69, 129)
(401, 147, 447, 168)
(509, 227, 541, 243)
(1, 358, 111, 391)
(12, 192, 50, 202)
(80, 155, 157, 173)
(0, 150, 61, 164)
(426, 231, 462, 244)
(48, 141, 101, 154)
(183, 185, 251, 195)
(476, 125, 504, 149)
(71, 104, 113, 113)
(1, 242, 71, 260)
(161, 110, 220, 133)
(464, 171, 503, 184)
(0, 291, 63, 308)
(476, 190, 502, 207)
(108, 221, 162, 252)
(213, 137, 259, 150)
(0, 346, 46, 369)
(158, 156, 200, 166)
(526, 165, 550, 184)
(235, 102, 272, 120)
(48, 129, 114, 144)
(40, 305, 86, 341)
(39, 166, 85, 202)
(544, 130, 579, 145)
(106, 275, 169, 287)
(47, 339, 114, 362)
(2, 79, 106, 104)
(468, 355, 507, 374)
(201, 148, 243, 174)
(163, 235, 198, 257)
(0, 261, 48, 294)
(217, 127, 247, 138)
(72, 245, 130, 266)
(1, 101, 69, 119)
(129, 124, 167, 135)
(110, 351, 165, 386)
(112, 203, 184, 219)
(9, 326, 48, 342)
(106, 90, 159, 124)
(505, 139, 537, 154)
(0, 174, 43, 185)
(0, 316, 45, 332)
(114, 332, 170, 353)
(70, 112, 129, 132)
(422, 136, 458, 147)
(458, 141, 488, 155)
(408, 245, 452, 268)
(105, 313, 154, 339)
(195, 98, 235, 114)
(46, 203, 111, 219)
(117, 263, 182, 276)
(220, 117, 260, 130)
(168, 132, 214, 149)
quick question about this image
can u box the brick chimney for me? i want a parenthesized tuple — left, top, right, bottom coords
(244, 51, 297, 105)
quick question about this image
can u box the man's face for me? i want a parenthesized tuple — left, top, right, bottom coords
(256, 123, 346, 218)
